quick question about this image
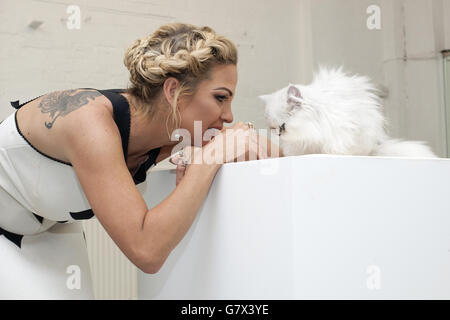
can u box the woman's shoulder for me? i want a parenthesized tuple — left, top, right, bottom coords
(34, 88, 116, 138)
(22, 88, 114, 121)
(55, 89, 118, 146)
(16, 88, 118, 165)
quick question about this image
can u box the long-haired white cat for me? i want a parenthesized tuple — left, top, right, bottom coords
(259, 67, 437, 158)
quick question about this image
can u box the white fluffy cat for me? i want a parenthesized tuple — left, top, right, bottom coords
(259, 67, 437, 158)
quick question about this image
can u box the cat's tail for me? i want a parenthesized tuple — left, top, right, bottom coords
(371, 138, 437, 158)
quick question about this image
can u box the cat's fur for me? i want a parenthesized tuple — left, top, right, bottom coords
(259, 66, 437, 158)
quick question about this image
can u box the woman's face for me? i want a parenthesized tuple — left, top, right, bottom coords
(178, 64, 237, 146)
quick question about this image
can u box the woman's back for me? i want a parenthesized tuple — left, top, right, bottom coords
(15, 89, 111, 166)
(0, 88, 161, 237)
(0, 87, 163, 298)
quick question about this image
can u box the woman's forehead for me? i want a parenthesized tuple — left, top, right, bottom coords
(204, 64, 237, 91)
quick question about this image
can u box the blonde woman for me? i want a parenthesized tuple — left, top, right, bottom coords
(0, 23, 281, 299)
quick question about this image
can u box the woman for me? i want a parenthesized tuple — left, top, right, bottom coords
(0, 23, 281, 299)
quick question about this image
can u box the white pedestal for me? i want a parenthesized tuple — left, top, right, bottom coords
(138, 155, 450, 299)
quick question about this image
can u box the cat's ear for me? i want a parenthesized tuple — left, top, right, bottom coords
(287, 85, 302, 108)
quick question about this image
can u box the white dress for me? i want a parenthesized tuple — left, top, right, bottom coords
(0, 89, 161, 299)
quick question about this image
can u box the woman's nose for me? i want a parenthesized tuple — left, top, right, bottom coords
(222, 108, 233, 123)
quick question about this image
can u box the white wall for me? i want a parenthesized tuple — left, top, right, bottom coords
(3, 0, 447, 152)
(0, 0, 301, 129)
(296, 0, 449, 157)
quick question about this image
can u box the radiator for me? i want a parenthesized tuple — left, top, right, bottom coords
(82, 219, 137, 300)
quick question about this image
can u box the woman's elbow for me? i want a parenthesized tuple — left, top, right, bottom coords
(135, 252, 164, 274)
(139, 260, 163, 274)
(131, 244, 164, 274)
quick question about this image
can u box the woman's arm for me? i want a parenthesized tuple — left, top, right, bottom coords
(63, 107, 221, 274)
(138, 162, 220, 272)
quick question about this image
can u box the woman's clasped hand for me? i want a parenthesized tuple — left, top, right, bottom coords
(170, 121, 282, 185)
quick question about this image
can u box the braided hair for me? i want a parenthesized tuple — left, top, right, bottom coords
(123, 23, 238, 138)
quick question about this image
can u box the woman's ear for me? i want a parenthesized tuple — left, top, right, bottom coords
(163, 77, 180, 105)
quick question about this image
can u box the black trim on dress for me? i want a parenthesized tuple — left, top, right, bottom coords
(0, 227, 24, 248)
(6, 88, 162, 240)
(69, 209, 95, 220)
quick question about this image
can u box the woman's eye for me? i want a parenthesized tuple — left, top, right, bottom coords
(215, 95, 227, 103)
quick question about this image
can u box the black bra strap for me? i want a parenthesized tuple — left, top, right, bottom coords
(133, 147, 161, 184)
(95, 89, 130, 163)
(98, 89, 161, 184)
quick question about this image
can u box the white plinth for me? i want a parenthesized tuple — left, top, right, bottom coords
(138, 155, 450, 299)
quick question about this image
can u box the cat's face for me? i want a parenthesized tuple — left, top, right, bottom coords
(258, 67, 388, 156)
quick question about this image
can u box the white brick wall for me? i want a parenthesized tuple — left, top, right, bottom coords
(0, 0, 302, 126)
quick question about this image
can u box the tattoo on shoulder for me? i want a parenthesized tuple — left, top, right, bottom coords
(38, 89, 102, 129)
